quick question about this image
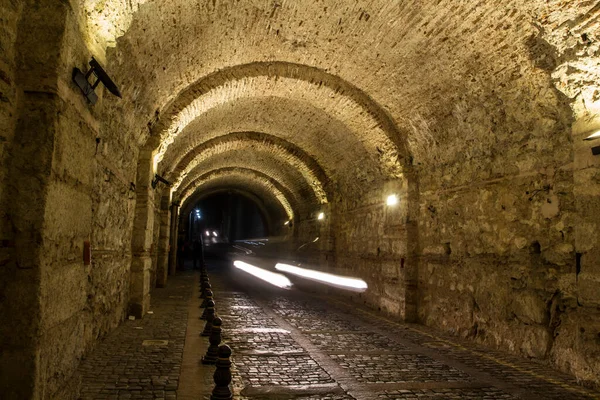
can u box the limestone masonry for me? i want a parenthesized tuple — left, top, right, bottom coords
(1, 1, 599, 399)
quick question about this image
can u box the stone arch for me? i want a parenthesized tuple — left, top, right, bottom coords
(175, 148, 322, 214)
(146, 61, 409, 177)
(167, 131, 330, 204)
(158, 97, 384, 197)
(178, 167, 297, 221)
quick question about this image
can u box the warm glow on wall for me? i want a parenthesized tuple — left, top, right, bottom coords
(153, 153, 160, 174)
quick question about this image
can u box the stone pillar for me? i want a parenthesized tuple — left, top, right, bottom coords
(168, 201, 180, 275)
(156, 195, 171, 288)
(0, 3, 70, 398)
(404, 170, 420, 323)
(129, 151, 155, 319)
(150, 205, 161, 288)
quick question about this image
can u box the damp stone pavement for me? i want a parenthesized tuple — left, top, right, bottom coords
(77, 262, 600, 400)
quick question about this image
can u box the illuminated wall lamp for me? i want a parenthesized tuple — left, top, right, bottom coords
(386, 194, 398, 206)
(583, 129, 600, 155)
(317, 212, 325, 220)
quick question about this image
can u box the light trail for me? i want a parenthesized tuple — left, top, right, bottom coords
(233, 260, 293, 289)
(275, 263, 368, 292)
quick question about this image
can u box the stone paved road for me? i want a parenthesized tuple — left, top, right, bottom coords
(79, 261, 600, 400)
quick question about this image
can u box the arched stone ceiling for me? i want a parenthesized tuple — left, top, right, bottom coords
(157, 97, 383, 195)
(148, 63, 405, 180)
(100, 0, 599, 145)
(179, 168, 296, 220)
(166, 131, 329, 204)
(175, 150, 321, 212)
(92, 0, 599, 198)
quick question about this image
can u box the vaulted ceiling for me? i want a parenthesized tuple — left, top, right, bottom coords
(78, 0, 598, 217)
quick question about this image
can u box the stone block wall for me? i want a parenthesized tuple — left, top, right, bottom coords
(331, 183, 409, 318)
(0, 0, 20, 248)
(0, 2, 142, 398)
(409, 60, 600, 385)
(0, 1, 26, 394)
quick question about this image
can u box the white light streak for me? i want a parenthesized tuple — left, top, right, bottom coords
(275, 263, 368, 292)
(234, 261, 292, 289)
(584, 130, 600, 141)
(232, 245, 253, 255)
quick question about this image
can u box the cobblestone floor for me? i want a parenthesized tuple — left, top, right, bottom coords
(78, 261, 600, 400)
(77, 272, 194, 400)
(212, 262, 600, 400)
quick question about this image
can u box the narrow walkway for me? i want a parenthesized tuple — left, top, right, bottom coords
(79, 261, 600, 400)
(78, 271, 194, 400)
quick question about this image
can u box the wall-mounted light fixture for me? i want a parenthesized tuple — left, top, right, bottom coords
(317, 212, 325, 220)
(583, 129, 600, 155)
(151, 174, 171, 189)
(386, 194, 398, 206)
(72, 57, 122, 105)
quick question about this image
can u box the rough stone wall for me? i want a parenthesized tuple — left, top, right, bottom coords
(0, 2, 69, 397)
(38, 8, 137, 399)
(0, 0, 21, 246)
(0, 1, 141, 398)
(330, 180, 409, 317)
(411, 49, 599, 384)
(156, 195, 170, 287)
(537, 2, 600, 385)
(0, 0, 23, 390)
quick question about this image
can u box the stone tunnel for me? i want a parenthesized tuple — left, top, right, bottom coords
(1, 1, 600, 399)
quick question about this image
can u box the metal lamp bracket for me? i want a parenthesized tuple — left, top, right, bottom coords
(72, 57, 122, 105)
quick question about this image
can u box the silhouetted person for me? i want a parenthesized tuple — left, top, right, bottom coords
(177, 240, 185, 270)
(193, 239, 204, 269)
